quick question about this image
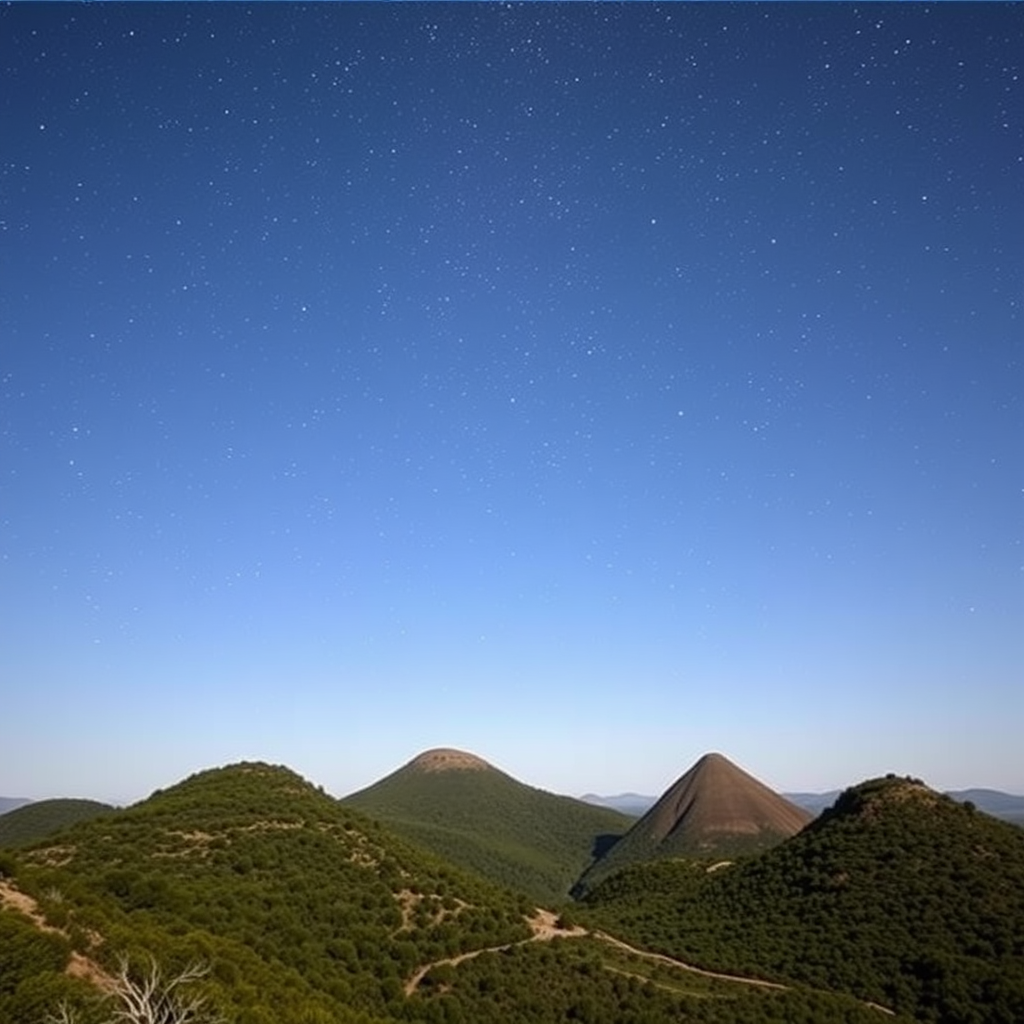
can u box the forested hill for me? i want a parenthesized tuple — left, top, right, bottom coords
(0, 798, 117, 848)
(582, 774, 1024, 1024)
(343, 748, 634, 902)
(0, 761, 531, 1024)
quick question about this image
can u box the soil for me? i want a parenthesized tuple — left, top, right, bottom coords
(408, 748, 493, 772)
(0, 879, 115, 991)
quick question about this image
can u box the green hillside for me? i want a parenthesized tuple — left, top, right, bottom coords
(0, 761, 530, 1024)
(343, 749, 634, 902)
(0, 760, 899, 1024)
(582, 774, 1024, 1024)
(0, 798, 117, 848)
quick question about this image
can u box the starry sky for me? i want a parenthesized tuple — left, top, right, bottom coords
(2, 3, 1022, 805)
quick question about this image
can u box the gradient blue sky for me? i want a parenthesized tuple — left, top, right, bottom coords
(2, 3, 1021, 805)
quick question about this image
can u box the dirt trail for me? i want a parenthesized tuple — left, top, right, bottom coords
(594, 931, 888, 1013)
(0, 878, 57, 930)
(591, 929, 787, 989)
(403, 907, 783, 997)
(404, 907, 895, 1016)
(402, 908, 582, 995)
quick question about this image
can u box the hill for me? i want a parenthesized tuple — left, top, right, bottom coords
(0, 760, 893, 1024)
(577, 752, 811, 892)
(343, 748, 634, 903)
(582, 773, 1024, 1023)
(784, 787, 1024, 825)
(0, 760, 532, 1023)
(0, 798, 117, 848)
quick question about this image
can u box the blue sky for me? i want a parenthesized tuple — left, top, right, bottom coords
(2, 4, 1021, 805)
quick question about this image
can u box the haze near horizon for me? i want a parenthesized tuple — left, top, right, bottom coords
(2, 4, 1021, 805)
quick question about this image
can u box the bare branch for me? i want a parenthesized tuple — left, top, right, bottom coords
(98, 954, 225, 1024)
(43, 1002, 81, 1024)
(46, 952, 224, 1024)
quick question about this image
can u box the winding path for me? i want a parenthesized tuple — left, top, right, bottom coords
(402, 910, 581, 995)
(590, 929, 786, 989)
(404, 907, 895, 1016)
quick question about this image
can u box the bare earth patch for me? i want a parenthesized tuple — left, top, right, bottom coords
(392, 889, 470, 935)
(0, 879, 114, 991)
(407, 748, 493, 772)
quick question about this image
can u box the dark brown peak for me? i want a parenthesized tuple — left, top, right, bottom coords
(689, 751, 735, 775)
(691, 751, 765, 773)
(406, 748, 493, 773)
(641, 751, 811, 845)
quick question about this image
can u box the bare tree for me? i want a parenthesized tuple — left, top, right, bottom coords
(45, 955, 226, 1024)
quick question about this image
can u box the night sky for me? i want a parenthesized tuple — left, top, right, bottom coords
(3, 3, 1021, 804)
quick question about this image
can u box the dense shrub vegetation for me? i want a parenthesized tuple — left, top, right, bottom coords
(402, 936, 898, 1024)
(343, 760, 632, 902)
(583, 776, 1024, 1023)
(3, 763, 529, 1024)
(0, 907, 88, 1024)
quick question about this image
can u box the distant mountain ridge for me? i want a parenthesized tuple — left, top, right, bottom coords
(342, 747, 634, 902)
(585, 785, 1024, 825)
(577, 752, 811, 892)
(945, 787, 1024, 824)
(580, 792, 653, 816)
(0, 796, 31, 815)
(783, 790, 843, 816)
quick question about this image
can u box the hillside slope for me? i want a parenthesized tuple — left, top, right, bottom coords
(343, 747, 634, 902)
(583, 774, 1024, 1023)
(0, 761, 530, 1024)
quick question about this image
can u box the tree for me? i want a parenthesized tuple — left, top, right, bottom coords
(45, 955, 225, 1024)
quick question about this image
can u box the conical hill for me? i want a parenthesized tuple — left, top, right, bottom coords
(342, 747, 634, 902)
(577, 752, 811, 891)
(640, 751, 811, 846)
